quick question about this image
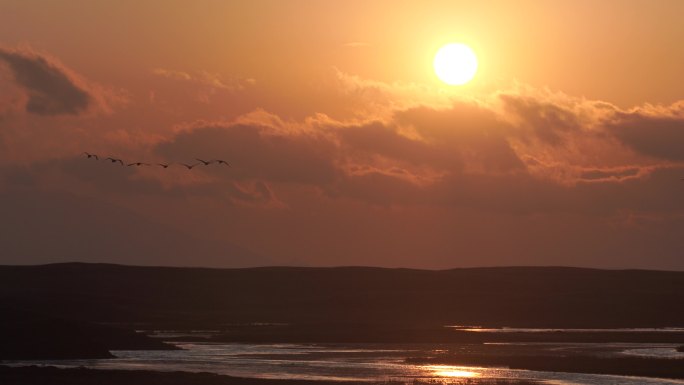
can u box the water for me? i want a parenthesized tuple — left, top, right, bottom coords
(621, 346, 684, 359)
(12, 342, 684, 385)
(446, 327, 684, 333)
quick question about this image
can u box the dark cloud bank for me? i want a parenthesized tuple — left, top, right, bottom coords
(2, 61, 684, 268)
(0, 47, 92, 115)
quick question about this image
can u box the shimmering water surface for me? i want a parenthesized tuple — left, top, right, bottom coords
(447, 327, 684, 333)
(16, 341, 684, 385)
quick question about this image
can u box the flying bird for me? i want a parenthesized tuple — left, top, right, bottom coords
(105, 157, 124, 165)
(180, 163, 201, 170)
(127, 162, 151, 167)
(157, 163, 171, 168)
(82, 152, 99, 160)
(213, 159, 231, 167)
(195, 158, 215, 166)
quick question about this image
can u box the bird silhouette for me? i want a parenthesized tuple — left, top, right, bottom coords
(213, 159, 231, 167)
(180, 163, 201, 170)
(84, 157, 226, 170)
(195, 158, 214, 166)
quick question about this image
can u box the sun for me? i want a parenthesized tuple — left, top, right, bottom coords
(433, 43, 478, 85)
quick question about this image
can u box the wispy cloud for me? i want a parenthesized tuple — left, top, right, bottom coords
(152, 67, 256, 91)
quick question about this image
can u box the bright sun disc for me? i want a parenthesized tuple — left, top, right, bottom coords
(434, 43, 478, 85)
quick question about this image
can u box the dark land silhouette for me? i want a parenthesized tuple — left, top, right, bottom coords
(1, 263, 682, 329)
(0, 310, 176, 360)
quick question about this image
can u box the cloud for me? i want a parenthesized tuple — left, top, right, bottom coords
(578, 167, 641, 182)
(337, 120, 450, 170)
(607, 108, 684, 161)
(331, 69, 454, 118)
(0, 189, 266, 267)
(152, 68, 193, 81)
(156, 120, 340, 185)
(499, 93, 580, 145)
(4, 67, 682, 214)
(0, 154, 284, 210)
(150, 68, 256, 105)
(394, 103, 525, 173)
(152, 67, 256, 91)
(3, 63, 684, 268)
(0, 47, 93, 115)
(145, 85, 684, 219)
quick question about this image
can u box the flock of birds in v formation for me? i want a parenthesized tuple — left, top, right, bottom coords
(83, 152, 684, 179)
(82, 152, 230, 169)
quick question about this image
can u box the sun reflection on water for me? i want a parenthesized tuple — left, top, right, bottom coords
(425, 365, 480, 378)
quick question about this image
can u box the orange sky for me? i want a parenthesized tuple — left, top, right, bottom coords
(1, 1, 684, 269)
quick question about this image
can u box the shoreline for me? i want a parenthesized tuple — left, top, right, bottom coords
(0, 365, 541, 385)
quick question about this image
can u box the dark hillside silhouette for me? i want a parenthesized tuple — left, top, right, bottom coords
(0, 309, 176, 360)
(1, 264, 682, 329)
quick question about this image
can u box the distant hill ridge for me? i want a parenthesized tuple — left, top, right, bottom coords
(1, 263, 682, 328)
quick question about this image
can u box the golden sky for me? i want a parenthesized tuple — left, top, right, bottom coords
(1, 1, 684, 269)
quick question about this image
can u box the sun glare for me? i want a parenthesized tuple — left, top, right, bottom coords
(433, 43, 478, 85)
(425, 365, 480, 378)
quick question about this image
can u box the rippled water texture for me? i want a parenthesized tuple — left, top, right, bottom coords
(15, 342, 684, 385)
